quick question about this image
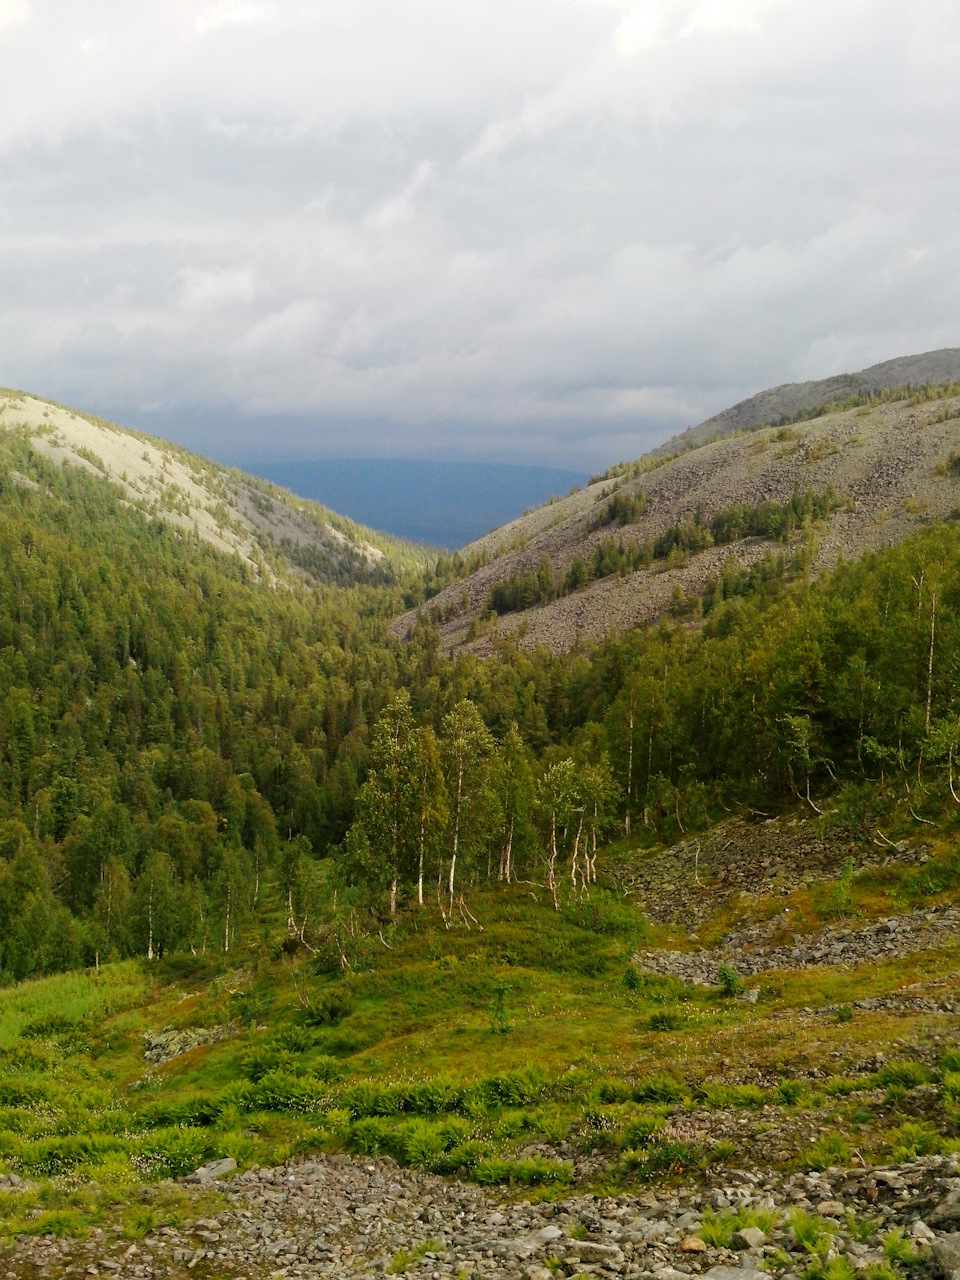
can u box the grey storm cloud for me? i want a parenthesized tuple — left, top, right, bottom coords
(0, 0, 958, 467)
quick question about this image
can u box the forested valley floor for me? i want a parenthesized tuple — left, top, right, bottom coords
(0, 411, 959, 1279)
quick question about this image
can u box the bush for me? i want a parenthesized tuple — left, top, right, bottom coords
(717, 965, 743, 997)
(645, 1010, 685, 1031)
(695, 1082, 766, 1108)
(874, 1060, 929, 1090)
(633, 1074, 685, 1104)
(622, 1138, 705, 1179)
(16, 1132, 127, 1175)
(789, 1209, 830, 1254)
(252, 1071, 328, 1115)
(805, 1132, 851, 1171)
(134, 1126, 217, 1179)
(135, 1094, 222, 1129)
(471, 1157, 571, 1187)
(300, 989, 354, 1027)
(777, 1079, 807, 1106)
(621, 1113, 662, 1147)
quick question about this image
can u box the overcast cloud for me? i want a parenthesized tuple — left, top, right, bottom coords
(0, 0, 958, 467)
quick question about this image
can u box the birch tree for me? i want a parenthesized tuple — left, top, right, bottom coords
(440, 699, 496, 911)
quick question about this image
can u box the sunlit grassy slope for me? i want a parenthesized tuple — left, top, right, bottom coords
(1, 837, 958, 1245)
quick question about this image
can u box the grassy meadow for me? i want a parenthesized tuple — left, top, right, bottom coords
(0, 838, 958, 1247)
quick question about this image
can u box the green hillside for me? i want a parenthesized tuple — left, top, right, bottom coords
(1, 407, 959, 1268)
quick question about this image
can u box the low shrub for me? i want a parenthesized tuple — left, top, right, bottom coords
(134, 1126, 217, 1179)
(633, 1075, 685, 1104)
(695, 1082, 766, 1108)
(874, 1060, 929, 1090)
(471, 1157, 571, 1187)
(777, 1080, 807, 1106)
(804, 1132, 851, 1171)
(16, 1132, 127, 1175)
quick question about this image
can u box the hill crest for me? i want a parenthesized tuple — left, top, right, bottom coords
(0, 390, 426, 585)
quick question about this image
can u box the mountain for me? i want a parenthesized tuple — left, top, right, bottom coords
(392, 355, 960, 653)
(245, 458, 588, 549)
(2, 373, 960, 1255)
(655, 346, 960, 455)
(0, 389, 427, 584)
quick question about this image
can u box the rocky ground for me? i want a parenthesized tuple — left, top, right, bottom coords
(6, 1152, 960, 1280)
(606, 816, 925, 925)
(635, 905, 960, 988)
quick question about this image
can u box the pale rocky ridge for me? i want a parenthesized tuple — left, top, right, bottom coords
(0, 390, 423, 585)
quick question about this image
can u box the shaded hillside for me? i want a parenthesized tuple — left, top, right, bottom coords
(392, 378, 960, 653)
(0, 390, 427, 585)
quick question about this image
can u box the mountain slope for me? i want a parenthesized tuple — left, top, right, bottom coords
(656, 346, 960, 456)
(392, 367, 960, 653)
(0, 390, 427, 584)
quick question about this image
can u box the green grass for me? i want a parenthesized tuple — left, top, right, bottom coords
(0, 964, 148, 1048)
(0, 870, 957, 1243)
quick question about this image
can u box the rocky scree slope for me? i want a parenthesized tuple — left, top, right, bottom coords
(391, 383, 960, 654)
(0, 390, 422, 585)
(9, 1151, 960, 1280)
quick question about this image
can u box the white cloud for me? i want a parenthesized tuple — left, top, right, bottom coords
(0, 0, 956, 467)
(194, 3, 273, 35)
(0, 0, 29, 31)
(178, 266, 255, 311)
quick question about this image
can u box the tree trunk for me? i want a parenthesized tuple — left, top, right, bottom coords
(417, 816, 425, 906)
(449, 760, 463, 910)
(925, 590, 937, 732)
(547, 810, 559, 911)
(390, 877, 397, 919)
(502, 817, 514, 883)
(626, 704, 634, 836)
(147, 882, 154, 962)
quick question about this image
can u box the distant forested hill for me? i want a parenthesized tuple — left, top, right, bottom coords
(246, 458, 587, 549)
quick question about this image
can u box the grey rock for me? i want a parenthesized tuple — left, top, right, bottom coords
(931, 1234, 960, 1280)
(567, 1238, 625, 1262)
(704, 1266, 765, 1280)
(185, 1157, 237, 1185)
(732, 1227, 767, 1250)
(142, 1025, 233, 1065)
(930, 1193, 960, 1229)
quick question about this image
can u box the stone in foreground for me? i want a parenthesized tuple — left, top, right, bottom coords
(185, 1157, 237, 1184)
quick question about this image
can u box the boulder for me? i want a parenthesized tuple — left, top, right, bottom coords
(704, 1266, 765, 1280)
(931, 1234, 960, 1280)
(681, 1235, 708, 1252)
(817, 1201, 845, 1218)
(566, 1239, 625, 1263)
(185, 1157, 237, 1185)
(930, 1193, 960, 1229)
(732, 1227, 767, 1250)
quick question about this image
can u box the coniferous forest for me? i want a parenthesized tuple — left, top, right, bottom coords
(3, 424, 960, 981)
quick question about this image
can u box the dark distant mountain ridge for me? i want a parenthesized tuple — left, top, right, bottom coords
(655, 347, 960, 456)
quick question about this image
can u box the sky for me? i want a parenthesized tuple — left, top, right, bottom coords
(0, 1, 958, 469)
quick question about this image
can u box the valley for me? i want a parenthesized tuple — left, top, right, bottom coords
(0, 360, 959, 1280)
